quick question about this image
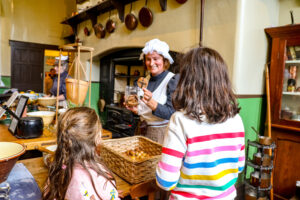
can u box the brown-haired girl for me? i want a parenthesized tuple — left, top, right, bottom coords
(156, 47, 245, 200)
(43, 107, 119, 200)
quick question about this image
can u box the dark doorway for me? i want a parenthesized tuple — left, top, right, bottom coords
(9, 40, 58, 93)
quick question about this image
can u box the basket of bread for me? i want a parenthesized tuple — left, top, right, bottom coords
(100, 136, 162, 184)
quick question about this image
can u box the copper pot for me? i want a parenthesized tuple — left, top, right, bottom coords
(176, 0, 188, 4)
(138, 0, 153, 27)
(245, 186, 268, 200)
(125, 3, 138, 30)
(250, 171, 270, 188)
(253, 152, 271, 166)
(94, 23, 106, 38)
(258, 136, 273, 146)
(106, 11, 116, 33)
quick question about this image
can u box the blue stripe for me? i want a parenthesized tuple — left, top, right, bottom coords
(155, 173, 177, 188)
(238, 166, 244, 172)
(183, 157, 239, 169)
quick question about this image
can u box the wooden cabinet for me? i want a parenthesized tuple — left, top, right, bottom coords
(265, 24, 300, 199)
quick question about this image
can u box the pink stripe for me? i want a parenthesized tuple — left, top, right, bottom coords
(187, 144, 242, 156)
(158, 161, 180, 173)
(187, 132, 244, 144)
(238, 156, 245, 161)
(171, 185, 235, 199)
(241, 145, 245, 150)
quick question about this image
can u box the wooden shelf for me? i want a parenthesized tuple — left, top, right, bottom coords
(62, 0, 169, 35)
(282, 91, 300, 96)
(285, 60, 300, 64)
(61, 0, 139, 34)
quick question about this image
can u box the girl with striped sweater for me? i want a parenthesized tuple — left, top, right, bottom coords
(156, 47, 245, 200)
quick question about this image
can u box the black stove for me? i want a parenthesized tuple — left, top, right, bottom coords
(104, 105, 139, 138)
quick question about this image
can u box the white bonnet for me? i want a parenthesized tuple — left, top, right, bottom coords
(140, 39, 174, 64)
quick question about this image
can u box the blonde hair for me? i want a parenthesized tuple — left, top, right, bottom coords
(43, 107, 115, 200)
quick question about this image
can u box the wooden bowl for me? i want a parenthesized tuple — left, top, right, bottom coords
(27, 111, 55, 126)
(0, 142, 26, 182)
(37, 97, 56, 107)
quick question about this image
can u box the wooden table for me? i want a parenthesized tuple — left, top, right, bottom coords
(0, 124, 112, 150)
(18, 157, 132, 197)
(0, 124, 56, 150)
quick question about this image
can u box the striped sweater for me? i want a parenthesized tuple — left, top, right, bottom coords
(156, 111, 245, 200)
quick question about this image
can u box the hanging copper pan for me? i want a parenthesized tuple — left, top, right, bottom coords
(176, 0, 188, 4)
(106, 11, 116, 33)
(94, 23, 106, 39)
(125, 3, 138, 30)
(138, 0, 153, 27)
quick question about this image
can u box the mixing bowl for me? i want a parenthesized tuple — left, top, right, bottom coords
(27, 111, 55, 126)
(0, 142, 26, 183)
(37, 97, 56, 107)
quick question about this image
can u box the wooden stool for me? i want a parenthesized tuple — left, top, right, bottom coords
(130, 179, 158, 200)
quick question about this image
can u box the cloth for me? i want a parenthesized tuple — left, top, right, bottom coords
(148, 71, 179, 120)
(65, 163, 120, 200)
(156, 111, 245, 200)
(140, 39, 174, 64)
(50, 71, 70, 99)
(136, 120, 169, 144)
(137, 70, 178, 122)
(0, 163, 41, 200)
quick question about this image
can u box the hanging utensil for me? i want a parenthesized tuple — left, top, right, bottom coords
(176, 0, 188, 4)
(125, 3, 138, 31)
(106, 10, 116, 33)
(138, 0, 153, 27)
(84, 27, 90, 36)
(94, 23, 106, 39)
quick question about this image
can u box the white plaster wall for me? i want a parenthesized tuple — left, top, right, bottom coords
(232, 0, 279, 95)
(279, 0, 300, 25)
(77, 0, 239, 84)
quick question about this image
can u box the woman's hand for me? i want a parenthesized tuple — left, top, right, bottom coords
(124, 102, 138, 115)
(142, 88, 158, 111)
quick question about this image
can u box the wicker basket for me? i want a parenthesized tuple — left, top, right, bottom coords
(101, 136, 162, 184)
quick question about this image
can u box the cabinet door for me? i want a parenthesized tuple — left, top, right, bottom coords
(100, 56, 114, 105)
(281, 43, 300, 121)
(270, 38, 300, 129)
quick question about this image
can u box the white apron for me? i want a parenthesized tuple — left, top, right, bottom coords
(137, 72, 174, 143)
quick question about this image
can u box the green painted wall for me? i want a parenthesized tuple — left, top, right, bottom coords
(0, 76, 11, 94)
(83, 82, 100, 115)
(237, 97, 266, 181)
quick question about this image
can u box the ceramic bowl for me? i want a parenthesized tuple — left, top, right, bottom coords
(27, 111, 55, 126)
(58, 108, 67, 115)
(0, 142, 26, 182)
(37, 97, 56, 107)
